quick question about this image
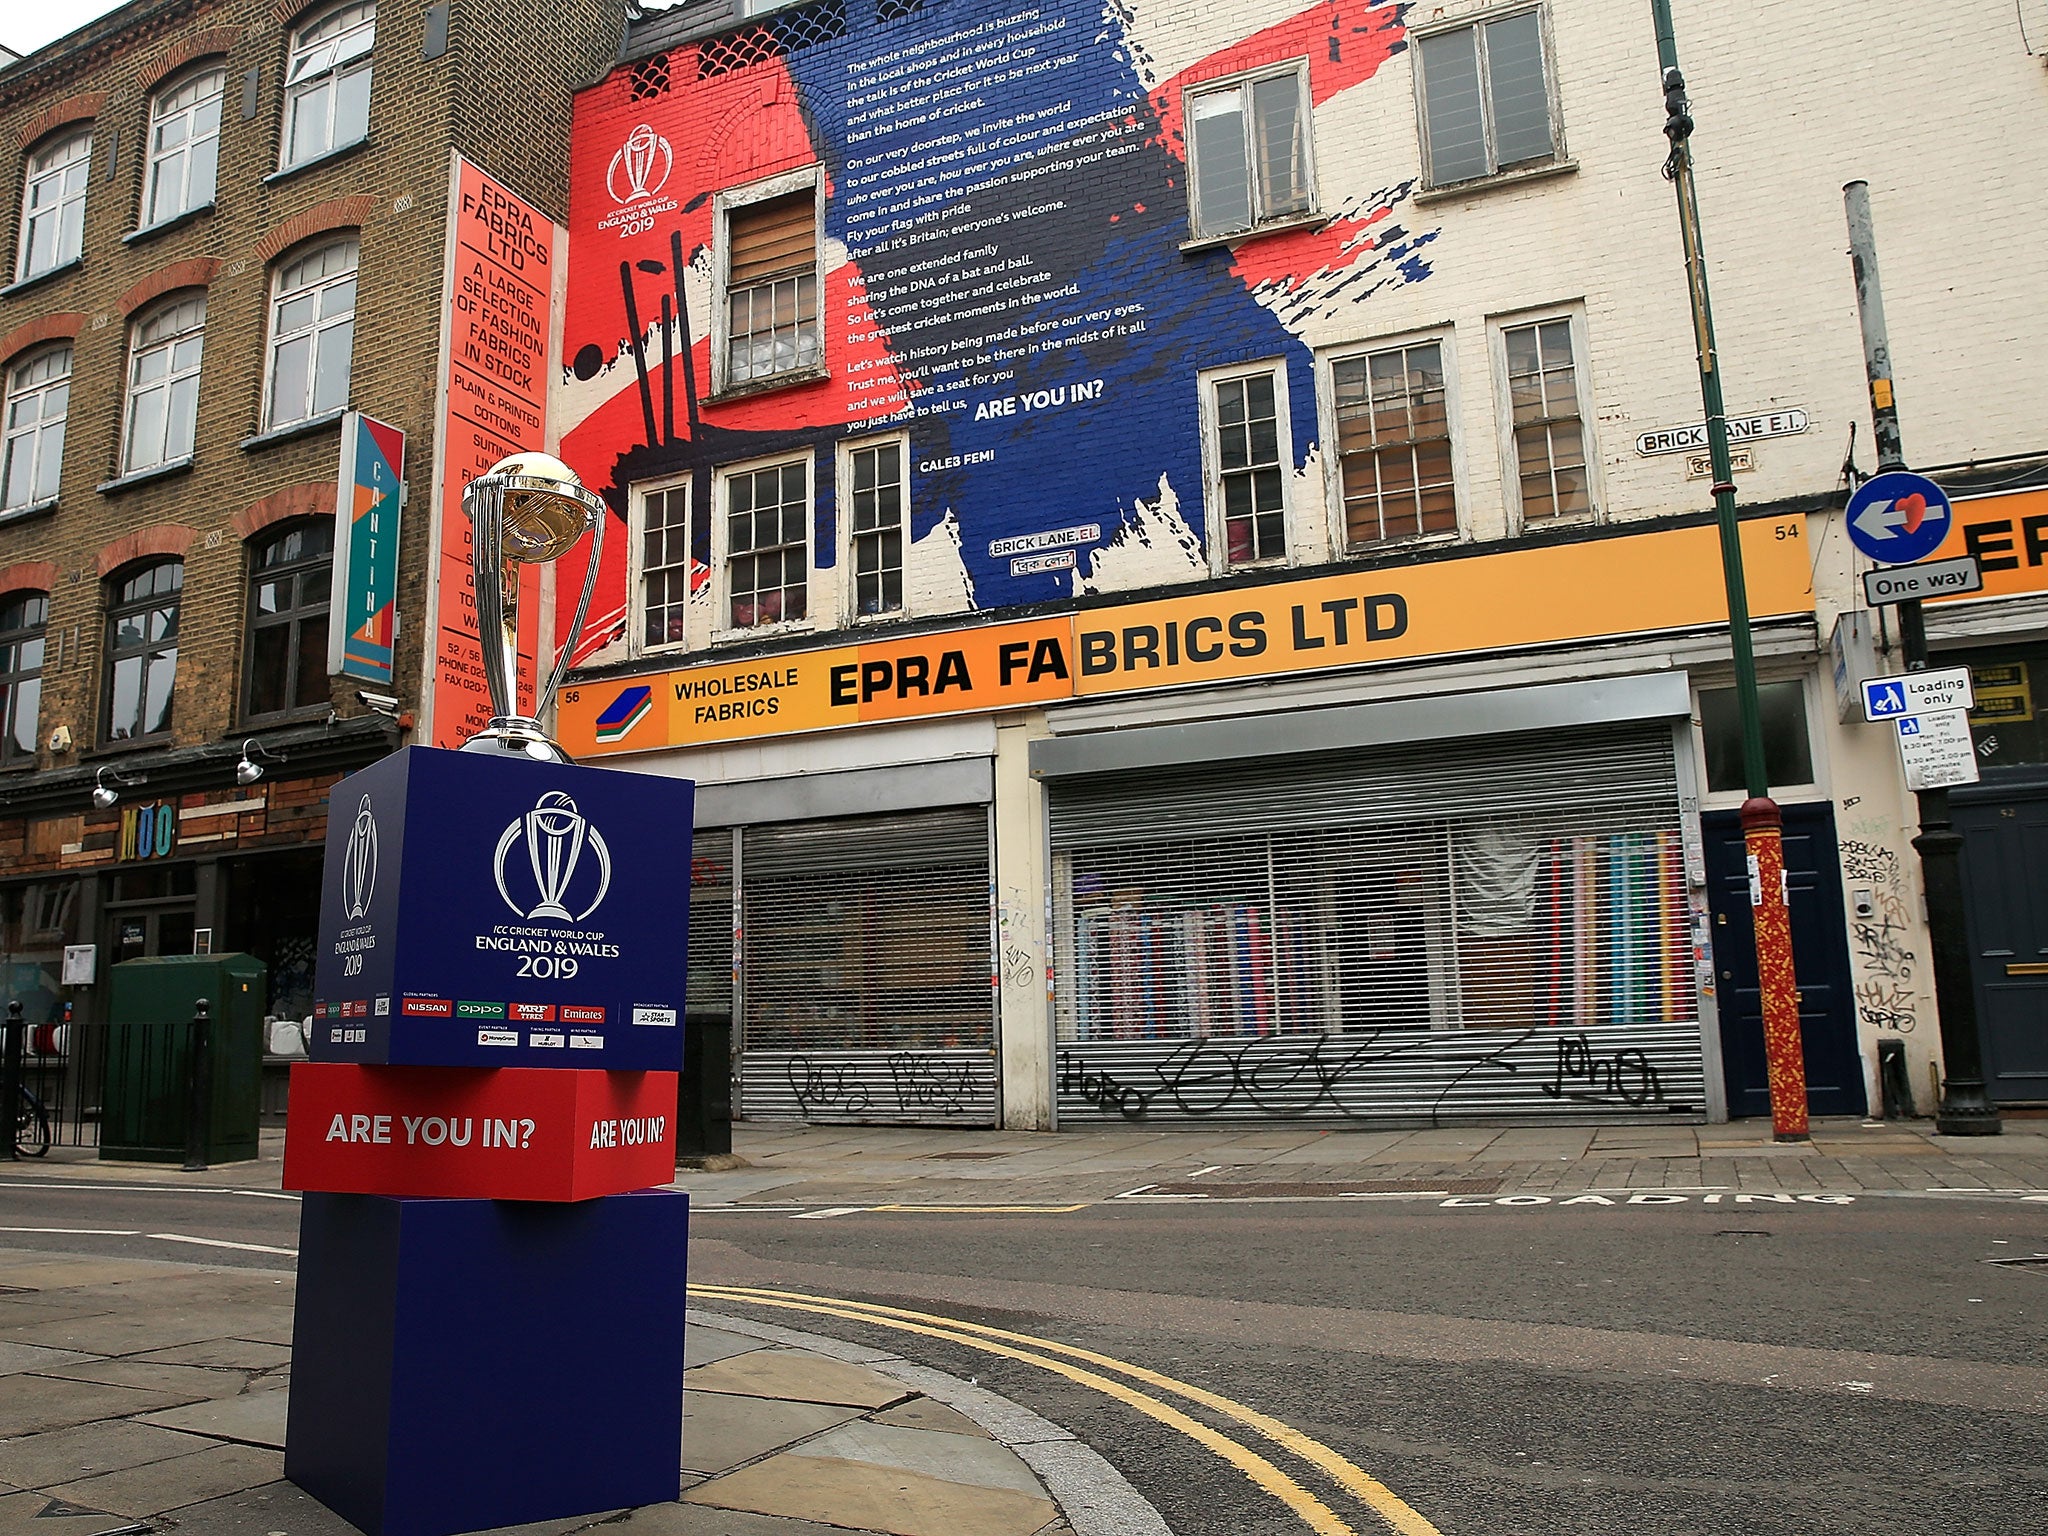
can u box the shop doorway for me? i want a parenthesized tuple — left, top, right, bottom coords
(1954, 785, 2048, 1101)
(1702, 802, 1866, 1117)
(101, 864, 200, 971)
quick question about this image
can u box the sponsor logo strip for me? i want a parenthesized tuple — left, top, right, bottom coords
(402, 997, 453, 1017)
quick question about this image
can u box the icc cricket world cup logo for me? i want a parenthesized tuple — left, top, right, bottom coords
(606, 124, 673, 206)
(342, 795, 379, 920)
(494, 792, 613, 923)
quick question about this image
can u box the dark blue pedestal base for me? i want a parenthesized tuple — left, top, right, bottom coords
(286, 1190, 688, 1536)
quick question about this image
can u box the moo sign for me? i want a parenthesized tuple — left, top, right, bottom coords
(312, 745, 693, 1069)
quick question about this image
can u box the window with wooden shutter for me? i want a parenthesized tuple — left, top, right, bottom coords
(725, 189, 820, 387)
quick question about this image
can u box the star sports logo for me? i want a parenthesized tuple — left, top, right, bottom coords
(595, 684, 653, 744)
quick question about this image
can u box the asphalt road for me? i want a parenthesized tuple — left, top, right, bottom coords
(4, 1176, 2045, 1534)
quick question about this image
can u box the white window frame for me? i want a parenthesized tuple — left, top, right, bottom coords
(1320, 329, 1465, 553)
(1197, 359, 1294, 576)
(711, 166, 824, 398)
(1181, 60, 1317, 244)
(1, 346, 71, 511)
(142, 64, 226, 229)
(15, 128, 93, 282)
(1691, 672, 1827, 811)
(263, 238, 358, 431)
(712, 450, 814, 642)
(627, 471, 696, 657)
(837, 431, 910, 625)
(281, 1, 376, 171)
(121, 294, 206, 475)
(1488, 305, 1600, 532)
(1412, 3, 1564, 190)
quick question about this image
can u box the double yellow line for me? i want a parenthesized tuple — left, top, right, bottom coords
(691, 1283, 1443, 1536)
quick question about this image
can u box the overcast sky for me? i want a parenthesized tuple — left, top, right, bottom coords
(6, 0, 129, 60)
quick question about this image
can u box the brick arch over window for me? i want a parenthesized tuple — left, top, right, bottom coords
(95, 524, 198, 579)
(12, 93, 106, 152)
(137, 29, 243, 92)
(0, 313, 86, 366)
(233, 481, 336, 541)
(117, 259, 222, 317)
(0, 560, 60, 599)
(253, 196, 376, 266)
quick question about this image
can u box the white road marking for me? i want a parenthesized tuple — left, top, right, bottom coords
(146, 1233, 299, 1256)
(1189, 1165, 1224, 1178)
(0, 1225, 140, 1236)
(789, 1206, 867, 1220)
(0, 1180, 297, 1200)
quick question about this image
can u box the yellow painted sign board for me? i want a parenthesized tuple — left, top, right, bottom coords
(556, 514, 1815, 757)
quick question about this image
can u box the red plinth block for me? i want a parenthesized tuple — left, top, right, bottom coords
(284, 1064, 677, 1201)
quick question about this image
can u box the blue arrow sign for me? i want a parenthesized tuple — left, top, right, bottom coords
(1845, 470, 1952, 564)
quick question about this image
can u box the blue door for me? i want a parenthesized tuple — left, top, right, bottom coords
(1702, 802, 1867, 1117)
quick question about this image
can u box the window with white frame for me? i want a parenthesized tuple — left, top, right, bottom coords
(0, 590, 46, 764)
(1415, 7, 1558, 188)
(722, 457, 809, 630)
(1499, 315, 1593, 523)
(1332, 340, 1457, 547)
(122, 294, 206, 475)
(845, 436, 905, 617)
(2, 348, 69, 510)
(15, 128, 92, 281)
(1207, 369, 1288, 567)
(282, 1, 376, 170)
(1184, 64, 1313, 240)
(633, 476, 694, 652)
(266, 239, 357, 429)
(143, 65, 226, 228)
(720, 184, 821, 391)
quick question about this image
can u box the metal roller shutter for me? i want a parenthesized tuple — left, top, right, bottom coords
(687, 828, 734, 1017)
(738, 807, 997, 1125)
(1049, 723, 1706, 1126)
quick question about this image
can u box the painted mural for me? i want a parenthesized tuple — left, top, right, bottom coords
(554, 0, 1438, 665)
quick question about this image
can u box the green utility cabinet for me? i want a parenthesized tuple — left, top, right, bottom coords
(102, 954, 267, 1164)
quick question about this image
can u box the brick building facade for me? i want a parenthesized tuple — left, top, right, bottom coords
(549, 0, 2048, 1128)
(0, 0, 625, 1068)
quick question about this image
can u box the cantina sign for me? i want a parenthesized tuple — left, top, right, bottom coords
(558, 517, 1814, 757)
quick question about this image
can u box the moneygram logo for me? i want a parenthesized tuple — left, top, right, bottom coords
(607, 124, 672, 206)
(342, 794, 379, 920)
(493, 791, 613, 923)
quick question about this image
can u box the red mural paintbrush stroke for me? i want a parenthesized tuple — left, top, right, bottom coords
(1148, 0, 1409, 160)
(1226, 202, 1392, 292)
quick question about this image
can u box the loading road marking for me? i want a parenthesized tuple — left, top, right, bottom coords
(694, 1282, 1444, 1536)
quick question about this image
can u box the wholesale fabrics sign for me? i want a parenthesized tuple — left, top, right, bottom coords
(558, 516, 1815, 755)
(330, 413, 405, 684)
(429, 158, 556, 747)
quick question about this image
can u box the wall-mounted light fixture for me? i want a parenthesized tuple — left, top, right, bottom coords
(91, 766, 145, 810)
(236, 739, 286, 786)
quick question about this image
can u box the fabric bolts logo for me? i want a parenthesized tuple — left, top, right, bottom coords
(595, 684, 654, 744)
(606, 125, 672, 205)
(493, 791, 613, 922)
(342, 795, 379, 919)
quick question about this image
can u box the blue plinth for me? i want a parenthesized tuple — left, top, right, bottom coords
(285, 1190, 688, 1536)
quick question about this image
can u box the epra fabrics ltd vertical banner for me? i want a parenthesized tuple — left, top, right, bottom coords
(430, 158, 557, 747)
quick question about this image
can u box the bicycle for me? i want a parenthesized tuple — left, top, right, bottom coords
(13, 1082, 50, 1157)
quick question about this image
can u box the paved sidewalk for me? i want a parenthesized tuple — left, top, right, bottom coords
(678, 1115, 2048, 1208)
(0, 1249, 1096, 1536)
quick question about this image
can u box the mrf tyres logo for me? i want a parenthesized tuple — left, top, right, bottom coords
(478, 792, 622, 977)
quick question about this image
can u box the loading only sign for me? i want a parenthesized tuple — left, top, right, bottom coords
(1862, 666, 1974, 722)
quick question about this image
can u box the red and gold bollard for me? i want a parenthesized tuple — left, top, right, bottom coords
(1741, 797, 1808, 1141)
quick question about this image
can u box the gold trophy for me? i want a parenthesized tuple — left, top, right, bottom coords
(459, 452, 606, 765)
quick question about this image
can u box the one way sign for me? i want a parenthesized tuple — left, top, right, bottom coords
(1845, 471, 1952, 564)
(1862, 666, 1975, 722)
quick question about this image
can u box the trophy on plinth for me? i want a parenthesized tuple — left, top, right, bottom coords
(459, 451, 606, 763)
(285, 450, 694, 1536)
